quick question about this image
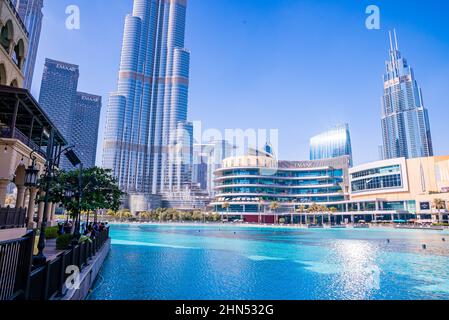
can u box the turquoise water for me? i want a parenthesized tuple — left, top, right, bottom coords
(88, 224, 449, 300)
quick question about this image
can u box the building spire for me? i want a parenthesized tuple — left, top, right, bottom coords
(389, 29, 399, 52)
(389, 30, 394, 51)
(394, 29, 399, 50)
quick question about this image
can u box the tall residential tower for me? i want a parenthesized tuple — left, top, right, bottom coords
(103, 0, 192, 197)
(11, 0, 44, 90)
(381, 30, 433, 160)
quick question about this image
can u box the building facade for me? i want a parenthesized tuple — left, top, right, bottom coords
(212, 154, 351, 223)
(0, 0, 28, 87)
(38, 59, 79, 142)
(212, 153, 449, 223)
(310, 124, 353, 167)
(39, 58, 100, 169)
(381, 30, 433, 160)
(192, 143, 210, 191)
(192, 140, 237, 196)
(11, 0, 43, 90)
(349, 156, 449, 220)
(103, 0, 192, 197)
(72, 92, 102, 168)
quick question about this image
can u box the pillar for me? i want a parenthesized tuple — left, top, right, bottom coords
(46, 202, 53, 224)
(51, 203, 57, 224)
(37, 191, 45, 228)
(0, 179, 9, 207)
(26, 187, 38, 229)
(16, 185, 26, 208)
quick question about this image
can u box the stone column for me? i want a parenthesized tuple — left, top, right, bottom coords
(16, 185, 26, 208)
(50, 203, 57, 225)
(26, 187, 38, 229)
(0, 179, 9, 207)
(46, 202, 53, 225)
(37, 191, 45, 228)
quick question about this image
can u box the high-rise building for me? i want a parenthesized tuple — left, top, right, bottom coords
(38, 58, 100, 169)
(381, 30, 433, 160)
(103, 0, 192, 197)
(11, 0, 44, 90)
(72, 92, 102, 167)
(310, 124, 353, 166)
(39, 59, 79, 149)
(192, 143, 213, 191)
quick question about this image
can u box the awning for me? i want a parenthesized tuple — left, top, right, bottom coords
(0, 85, 67, 147)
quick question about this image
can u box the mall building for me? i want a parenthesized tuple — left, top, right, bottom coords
(211, 153, 449, 224)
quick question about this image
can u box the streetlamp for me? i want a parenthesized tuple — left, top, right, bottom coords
(64, 186, 75, 223)
(33, 144, 77, 266)
(24, 153, 39, 188)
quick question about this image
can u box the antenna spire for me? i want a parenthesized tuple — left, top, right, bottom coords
(394, 29, 399, 50)
(389, 30, 394, 51)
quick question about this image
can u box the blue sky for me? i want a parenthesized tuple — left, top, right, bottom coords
(31, 0, 449, 165)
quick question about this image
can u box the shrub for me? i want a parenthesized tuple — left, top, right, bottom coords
(45, 226, 59, 239)
(56, 234, 74, 250)
(433, 223, 449, 227)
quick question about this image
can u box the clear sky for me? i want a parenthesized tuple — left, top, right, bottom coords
(31, 0, 449, 166)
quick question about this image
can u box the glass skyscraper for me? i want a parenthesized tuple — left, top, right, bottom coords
(72, 92, 102, 168)
(310, 124, 353, 167)
(381, 30, 433, 160)
(39, 59, 100, 169)
(11, 0, 43, 90)
(103, 0, 192, 195)
(39, 59, 79, 142)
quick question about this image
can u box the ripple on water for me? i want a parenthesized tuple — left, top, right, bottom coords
(112, 239, 196, 250)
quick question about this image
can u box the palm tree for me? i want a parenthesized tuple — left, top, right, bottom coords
(269, 201, 280, 224)
(319, 205, 328, 225)
(107, 209, 116, 221)
(329, 207, 338, 225)
(297, 205, 306, 225)
(140, 211, 150, 222)
(222, 202, 230, 221)
(433, 198, 446, 223)
(307, 203, 319, 224)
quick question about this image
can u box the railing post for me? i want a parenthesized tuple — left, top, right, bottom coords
(21, 230, 35, 300)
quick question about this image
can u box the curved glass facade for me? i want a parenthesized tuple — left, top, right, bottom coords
(212, 155, 350, 213)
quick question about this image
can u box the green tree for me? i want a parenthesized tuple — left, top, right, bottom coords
(140, 211, 151, 222)
(50, 167, 124, 222)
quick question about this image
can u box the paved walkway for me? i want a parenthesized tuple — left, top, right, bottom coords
(44, 238, 63, 262)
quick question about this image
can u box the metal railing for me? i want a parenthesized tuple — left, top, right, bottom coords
(0, 230, 34, 300)
(27, 227, 110, 300)
(0, 227, 110, 300)
(0, 207, 27, 230)
(0, 127, 46, 159)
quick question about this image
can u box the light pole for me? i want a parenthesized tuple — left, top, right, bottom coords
(71, 162, 83, 246)
(32, 142, 77, 266)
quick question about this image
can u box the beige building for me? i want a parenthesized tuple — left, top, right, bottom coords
(0, 1, 67, 231)
(349, 156, 449, 220)
(0, 0, 28, 87)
